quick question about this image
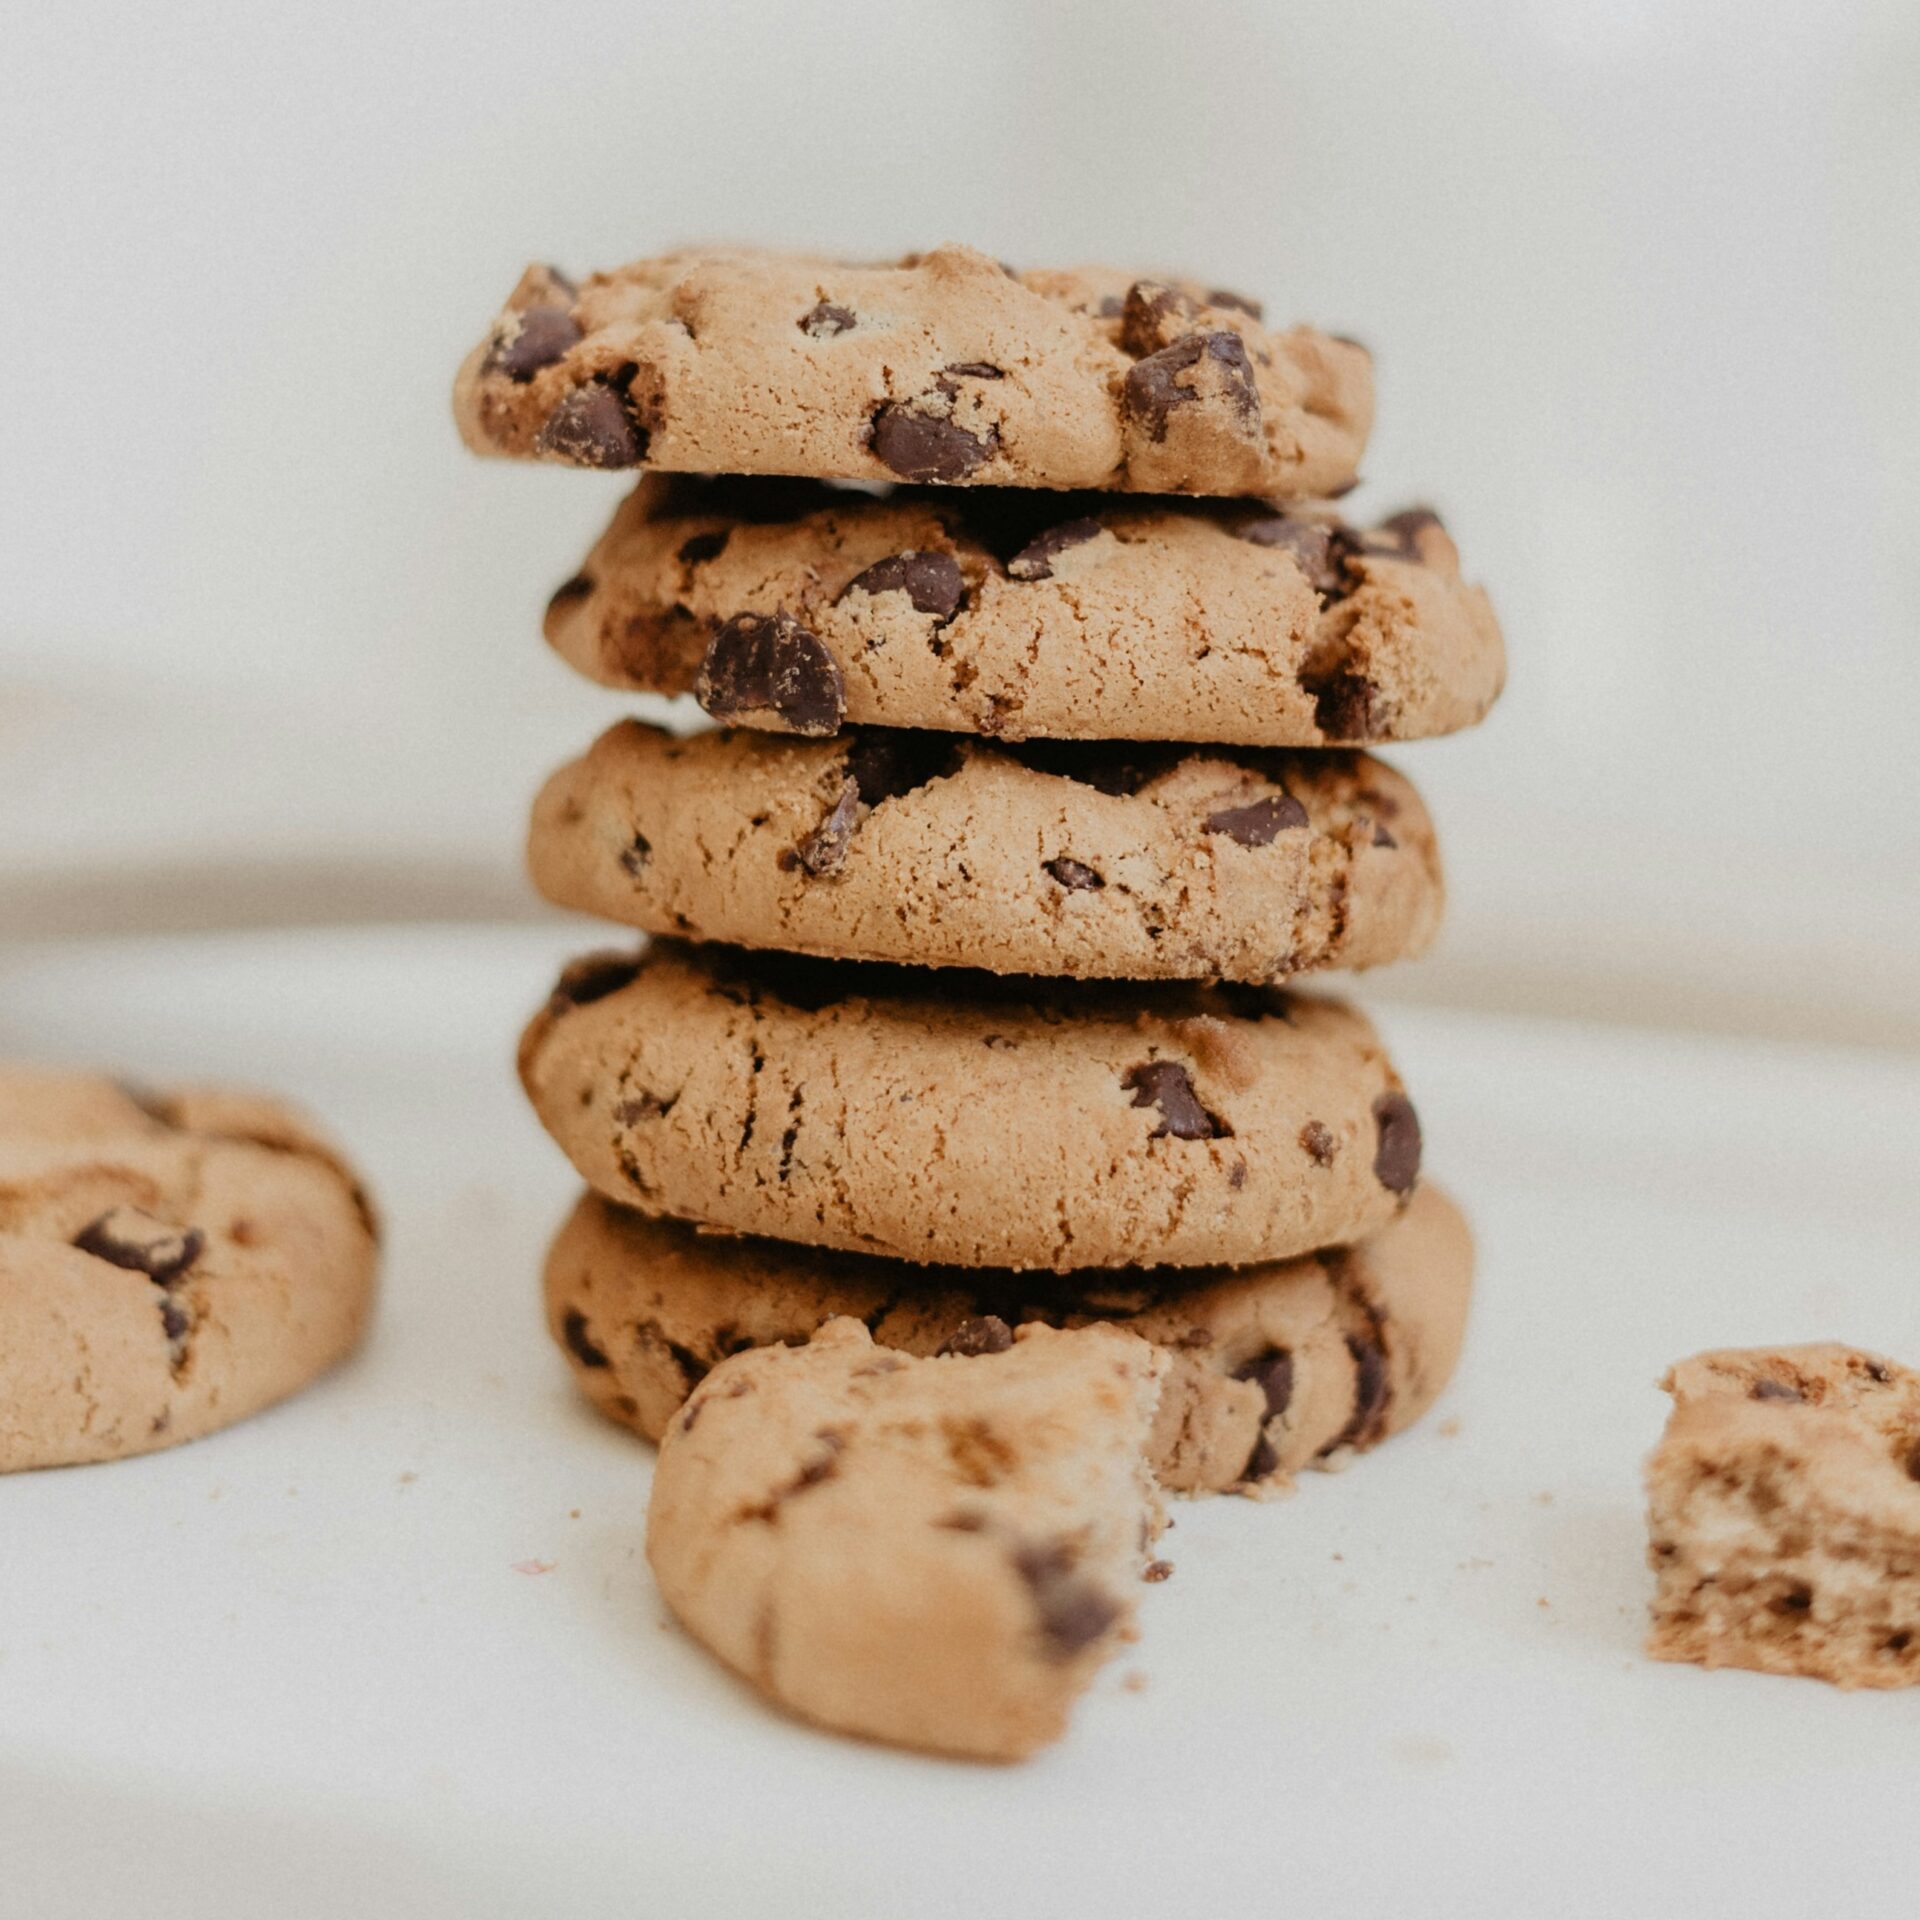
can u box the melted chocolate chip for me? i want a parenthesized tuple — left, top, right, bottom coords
(487, 305, 582, 382)
(1204, 792, 1309, 847)
(677, 529, 730, 566)
(73, 1208, 204, 1284)
(619, 833, 651, 876)
(1011, 1540, 1120, 1658)
(1299, 1121, 1337, 1166)
(1243, 1432, 1280, 1481)
(1371, 1092, 1422, 1194)
(1365, 507, 1444, 559)
(1007, 518, 1102, 581)
(1330, 1333, 1390, 1451)
(1119, 281, 1202, 358)
(696, 611, 846, 735)
(869, 394, 998, 481)
(1751, 1379, 1805, 1402)
(938, 1315, 1016, 1357)
(561, 1309, 610, 1369)
(535, 379, 647, 467)
(841, 550, 965, 621)
(1305, 669, 1381, 741)
(1123, 332, 1259, 442)
(799, 300, 856, 338)
(1233, 1347, 1295, 1419)
(546, 573, 595, 615)
(1043, 857, 1104, 891)
(550, 950, 643, 1009)
(1123, 1061, 1227, 1141)
(1237, 515, 1353, 598)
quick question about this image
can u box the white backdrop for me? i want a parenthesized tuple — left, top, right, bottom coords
(4, 0, 1917, 1041)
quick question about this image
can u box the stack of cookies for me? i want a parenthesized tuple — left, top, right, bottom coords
(455, 245, 1505, 1759)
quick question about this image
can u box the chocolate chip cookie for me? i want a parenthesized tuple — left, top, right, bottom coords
(529, 722, 1442, 983)
(517, 941, 1421, 1272)
(0, 1065, 379, 1470)
(1647, 1345, 1920, 1689)
(455, 246, 1371, 497)
(548, 1180, 1470, 1494)
(544, 478, 1502, 744)
(645, 1315, 1166, 1760)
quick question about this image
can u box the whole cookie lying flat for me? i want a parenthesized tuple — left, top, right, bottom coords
(1647, 1345, 1920, 1689)
(529, 722, 1442, 983)
(518, 942, 1421, 1272)
(455, 245, 1371, 497)
(546, 478, 1503, 745)
(0, 1065, 378, 1470)
(549, 1181, 1471, 1495)
(645, 1316, 1166, 1760)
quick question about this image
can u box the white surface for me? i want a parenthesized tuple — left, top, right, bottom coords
(2, 924, 1917, 1918)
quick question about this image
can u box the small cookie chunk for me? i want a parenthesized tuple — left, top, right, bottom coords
(529, 722, 1443, 983)
(1647, 1346, 1920, 1688)
(454, 246, 1371, 497)
(545, 478, 1502, 745)
(547, 1181, 1472, 1493)
(0, 1064, 378, 1471)
(645, 1317, 1166, 1760)
(517, 941, 1420, 1272)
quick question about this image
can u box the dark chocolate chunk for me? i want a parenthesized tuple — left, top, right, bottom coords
(1305, 668, 1381, 740)
(1233, 1347, 1296, 1419)
(1907, 1443, 1920, 1484)
(487, 305, 582, 382)
(1123, 1061, 1226, 1141)
(799, 300, 856, 338)
(1206, 287, 1265, 319)
(696, 611, 846, 735)
(549, 950, 643, 1009)
(1119, 280, 1202, 357)
(561, 1308, 610, 1369)
(677, 528, 730, 566)
(1243, 1431, 1280, 1481)
(619, 833, 652, 877)
(1365, 507, 1444, 559)
(841, 550, 965, 622)
(1122, 331, 1259, 442)
(1204, 792, 1309, 847)
(546, 573, 595, 615)
(792, 779, 861, 877)
(1371, 1091, 1422, 1194)
(73, 1208, 204, 1285)
(843, 729, 959, 806)
(1007, 517, 1102, 581)
(869, 394, 998, 482)
(535, 380, 646, 467)
(938, 1314, 1016, 1358)
(1330, 1333, 1390, 1451)
(1011, 1540, 1121, 1658)
(1299, 1121, 1337, 1166)
(1751, 1379, 1806, 1402)
(1237, 515, 1354, 599)
(1043, 857, 1104, 891)
(1372, 823, 1397, 849)
(159, 1297, 192, 1345)
(943, 361, 1004, 379)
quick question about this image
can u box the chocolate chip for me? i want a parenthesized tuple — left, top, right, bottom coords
(792, 779, 861, 876)
(619, 833, 651, 876)
(1907, 1443, 1920, 1484)
(1751, 1379, 1805, 1402)
(1868, 1361, 1895, 1384)
(1775, 1582, 1814, 1615)
(159, 1297, 192, 1345)
(1123, 1061, 1227, 1141)
(792, 1429, 844, 1490)
(677, 529, 730, 566)
(612, 1090, 674, 1123)
(1011, 1540, 1120, 1658)
(1002, 739, 1174, 796)
(1122, 332, 1259, 442)
(869, 394, 998, 482)
(1306, 669, 1381, 741)
(1007, 518, 1102, 581)
(843, 729, 959, 806)
(1299, 1121, 1337, 1166)
(546, 573, 595, 617)
(561, 1308, 610, 1369)
(543, 265, 579, 301)
(1204, 792, 1309, 847)
(1119, 280, 1202, 358)
(550, 950, 642, 1009)
(938, 1315, 1015, 1357)
(696, 611, 846, 735)
(1329, 1333, 1390, 1451)
(487, 305, 582, 382)
(1044, 857, 1103, 891)
(841, 550, 965, 622)
(1371, 823, 1397, 849)
(73, 1208, 204, 1284)
(1366, 508, 1444, 559)
(1207, 287, 1265, 319)
(1237, 515, 1354, 598)
(943, 362, 1004, 379)
(535, 380, 646, 467)
(1243, 1432, 1280, 1481)
(1233, 1347, 1295, 1419)
(799, 300, 856, 338)
(1372, 1092, 1422, 1194)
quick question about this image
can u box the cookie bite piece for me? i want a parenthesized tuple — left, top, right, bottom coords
(644, 1316, 1166, 1761)
(0, 1064, 379, 1470)
(1646, 1345, 1920, 1688)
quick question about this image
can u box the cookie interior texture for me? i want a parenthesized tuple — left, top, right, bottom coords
(1647, 1345, 1920, 1688)
(644, 1317, 1167, 1761)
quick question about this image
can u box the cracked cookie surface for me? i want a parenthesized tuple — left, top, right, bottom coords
(1647, 1345, 1920, 1688)
(644, 1316, 1166, 1760)
(517, 941, 1421, 1272)
(529, 722, 1442, 982)
(0, 1064, 379, 1470)
(549, 1181, 1470, 1494)
(544, 478, 1501, 744)
(455, 245, 1370, 497)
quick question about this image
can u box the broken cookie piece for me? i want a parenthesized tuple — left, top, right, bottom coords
(1646, 1344, 1920, 1688)
(644, 1317, 1167, 1760)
